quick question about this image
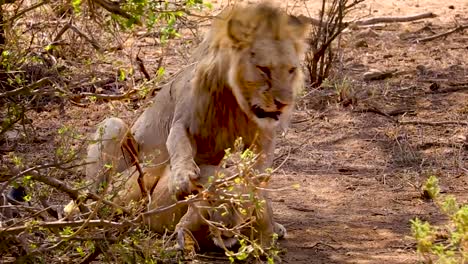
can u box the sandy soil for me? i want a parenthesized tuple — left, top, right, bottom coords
(270, 1, 468, 263)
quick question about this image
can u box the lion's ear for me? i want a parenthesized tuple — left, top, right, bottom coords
(227, 18, 252, 44)
(288, 15, 309, 40)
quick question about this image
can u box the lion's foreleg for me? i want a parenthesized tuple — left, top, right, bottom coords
(174, 205, 205, 251)
(166, 122, 200, 199)
(252, 197, 283, 248)
(250, 137, 287, 242)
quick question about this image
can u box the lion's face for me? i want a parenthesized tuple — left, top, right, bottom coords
(207, 200, 256, 248)
(207, 202, 251, 248)
(228, 39, 303, 128)
(224, 4, 309, 129)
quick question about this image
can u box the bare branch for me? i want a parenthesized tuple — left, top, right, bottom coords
(415, 24, 468, 43)
(91, 0, 139, 24)
(398, 120, 468, 126)
(0, 78, 51, 99)
(299, 12, 436, 27)
(2, 164, 131, 215)
(69, 25, 102, 51)
(0, 219, 132, 235)
(136, 55, 151, 80)
(30, 171, 132, 215)
(354, 12, 436, 26)
(0, 162, 66, 194)
(71, 90, 137, 101)
(141, 197, 204, 218)
(52, 21, 72, 43)
(6, 0, 49, 23)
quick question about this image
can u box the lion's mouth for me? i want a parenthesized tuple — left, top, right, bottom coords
(212, 234, 239, 249)
(251, 105, 282, 120)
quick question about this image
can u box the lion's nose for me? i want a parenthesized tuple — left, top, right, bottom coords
(274, 99, 287, 110)
(221, 232, 234, 239)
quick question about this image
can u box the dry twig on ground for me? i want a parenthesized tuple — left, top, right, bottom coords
(354, 12, 436, 26)
(415, 24, 468, 43)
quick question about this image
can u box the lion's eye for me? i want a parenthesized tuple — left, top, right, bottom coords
(256, 66, 271, 78)
(288, 67, 297, 74)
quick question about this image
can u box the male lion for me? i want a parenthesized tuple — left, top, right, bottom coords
(82, 2, 308, 245)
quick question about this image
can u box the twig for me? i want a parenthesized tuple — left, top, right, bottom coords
(432, 86, 468, 94)
(39, 197, 59, 219)
(69, 25, 102, 51)
(121, 135, 148, 199)
(0, 78, 51, 99)
(299, 12, 436, 27)
(6, 0, 49, 23)
(0, 162, 66, 194)
(31, 171, 131, 215)
(71, 90, 137, 101)
(52, 21, 72, 43)
(79, 241, 108, 264)
(136, 55, 151, 80)
(398, 120, 468, 126)
(300, 241, 338, 250)
(2, 164, 131, 215)
(354, 106, 395, 121)
(416, 24, 468, 43)
(355, 107, 468, 126)
(91, 0, 138, 23)
(355, 12, 436, 26)
(141, 197, 204, 217)
(0, 219, 131, 235)
(272, 147, 291, 173)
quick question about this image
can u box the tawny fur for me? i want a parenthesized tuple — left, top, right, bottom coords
(76, 2, 308, 250)
(116, 164, 283, 250)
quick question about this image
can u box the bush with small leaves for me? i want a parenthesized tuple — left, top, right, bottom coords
(410, 175, 467, 264)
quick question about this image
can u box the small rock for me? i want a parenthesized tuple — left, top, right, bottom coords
(454, 134, 467, 143)
(354, 40, 368, 48)
(355, 28, 379, 39)
(416, 65, 427, 75)
(363, 69, 394, 81)
(448, 5, 455, 9)
(429, 82, 440, 91)
(4, 130, 20, 141)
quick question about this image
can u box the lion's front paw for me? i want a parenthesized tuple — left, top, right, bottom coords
(274, 222, 287, 239)
(176, 227, 200, 252)
(170, 163, 200, 200)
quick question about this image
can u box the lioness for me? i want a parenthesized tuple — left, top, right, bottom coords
(83, 2, 308, 243)
(112, 161, 279, 250)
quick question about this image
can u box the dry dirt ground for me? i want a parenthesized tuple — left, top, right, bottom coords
(3, 0, 467, 263)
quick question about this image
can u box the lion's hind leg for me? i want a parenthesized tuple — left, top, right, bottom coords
(86, 117, 138, 191)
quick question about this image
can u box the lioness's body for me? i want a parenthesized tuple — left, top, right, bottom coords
(115, 164, 278, 250)
(83, 3, 308, 249)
